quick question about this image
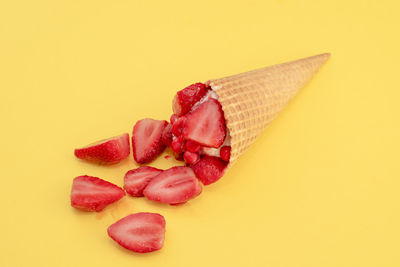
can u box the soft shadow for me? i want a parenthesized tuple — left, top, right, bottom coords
(106, 237, 165, 257)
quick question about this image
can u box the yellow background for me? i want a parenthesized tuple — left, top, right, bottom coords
(1, 0, 399, 266)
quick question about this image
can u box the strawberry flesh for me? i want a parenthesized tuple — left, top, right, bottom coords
(171, 116, 186, 137)
(143, 166, 202, 204)
(183, 151, 200, 165)
(192, 156, 227, 185)
(132, 118, 168, 164)
(71, 175, 125, 212)
(161, 123, 173, 147)
(185, 140, 201, 153)
(172, 83, 209, 116)
(173, 152, 184, 161)
(170, 114, 178, 124)
(171, 136, 185, 153)
(74, 133, 130, 165)
(107, 212, 166, 253)
(183, 98, 226, 148)
(220, 146, 231, 162)
(124, 166, 163, 197)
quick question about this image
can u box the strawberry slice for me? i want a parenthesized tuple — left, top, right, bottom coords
(192, 156, 227, 185)
(107, 212, 166, 253)
(173, 152, 184, 161)
(170, 114, 178, 124)
(171, 136, 185, 153)
(172, 83, 209, 116)
(143, 166, 202, 204)
(132, 118, 168, 164)
(220, 146, 231, 162)
(161, 123, 173, 147)
(183, 151, 200, 165)
(74, 133, 130, 165)
(183, 98, 226, 148)
(185, 140, 201, 153)
(124, 166, 163, 197)
(171, 116, 186, 137)
(71, 175, 125, 212)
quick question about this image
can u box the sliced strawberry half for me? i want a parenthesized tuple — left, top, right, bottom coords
(74, 133, 130, 165)
(171, 116, 186, 137)
(183, 151, 200, 165)
(192, 156, 227, 185)
(124, 166, 163, 197)
(132, 118, 168, 164)
(107, 212, 166, 253)
(161, 123, 173, 147)
(170, 114, 178, 124)
(172, 83, 209, 116)
(143, 166, 202, 204)
(173, 152, 184, 161)
(220, 146, 231, 162)
(185, 140, 201, 153)
(183, 98, 226, 148)
(171, 136, 185, 153)
(71, 175, 125, 212)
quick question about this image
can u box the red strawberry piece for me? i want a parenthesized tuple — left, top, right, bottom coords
(183, 98, 226, 148)
(74, 133, 130, 165)
(143, 166, 202, 204)
(185, 140, 201, 153)
(220, 146, 231, 162)
(171, 136, 185, 153)
(161, 123, 173, 147)
(107, 212, 165, 253)
(124, 166, 163, 197)
(183, 151, 200, 165)
(71, 175, 125, 212)
(170, 114, 178, 124)
(173, 152, 184, 161)
(172, 83, 209, 116)
(132, 118, 168, 164)
(192, 156, 227, 185)
(171, 116, 186, 137)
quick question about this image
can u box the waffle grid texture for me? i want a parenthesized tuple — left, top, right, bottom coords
(209, 53, 330, 168)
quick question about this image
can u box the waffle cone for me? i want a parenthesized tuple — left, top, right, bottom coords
(209, 53, 330, 168)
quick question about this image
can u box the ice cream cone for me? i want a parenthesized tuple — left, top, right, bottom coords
(209, 53, 330, 168)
